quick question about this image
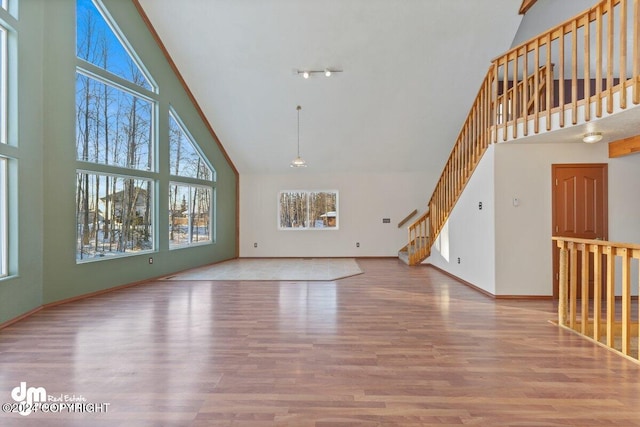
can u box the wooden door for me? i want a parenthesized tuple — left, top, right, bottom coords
(552, 164, 608, 298)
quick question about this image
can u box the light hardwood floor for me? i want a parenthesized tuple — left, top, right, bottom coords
(1, 259, 639, 426)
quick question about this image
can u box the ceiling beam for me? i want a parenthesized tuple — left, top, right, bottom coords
(608, 135, 640, 158)
(519, 0, 538, 15)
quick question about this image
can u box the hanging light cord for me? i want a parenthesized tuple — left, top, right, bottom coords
(297, 105, 301, 157)
(290, 105, 306, 167)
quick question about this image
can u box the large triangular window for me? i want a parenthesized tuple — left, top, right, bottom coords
(76, 0, 154, 91)
(169, 110, 214, 181)
(169, 109, 214, 249)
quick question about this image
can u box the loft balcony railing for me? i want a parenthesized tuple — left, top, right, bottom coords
(405, 0, 640, 266)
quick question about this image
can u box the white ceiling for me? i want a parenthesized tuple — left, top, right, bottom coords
(137, 0, 525, 175)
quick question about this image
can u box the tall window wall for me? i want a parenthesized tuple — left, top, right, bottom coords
(75, 0, 156, 261)
(0, 2, 15, 278)
(75, 0, 215, 262)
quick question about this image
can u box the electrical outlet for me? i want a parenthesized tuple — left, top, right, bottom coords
(356, 242, 360, 248)
(457, 257, 461, 264)
(148, 257, 154, 264)
(254, 242, 258, 248)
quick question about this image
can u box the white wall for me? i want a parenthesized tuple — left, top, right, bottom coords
(608, 154, 640, 244)
(608, 153, 640, 295)
(426, 135, 640, 297)
(494, 139, 640, 296)
(240, 172, 431, 257)
(427, 145, 496, 294)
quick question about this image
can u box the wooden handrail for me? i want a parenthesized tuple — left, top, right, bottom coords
(519, 0, 538, 15)
(553, 236, 640, 361)
(407, 211, 430, 265)
(397, 209, 418, 228)
(409, 0, 640, 267)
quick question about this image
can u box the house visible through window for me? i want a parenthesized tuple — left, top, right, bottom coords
(75, 0, 157, 261)
(279, 190, 338, 230)
(76, 172, 153, 259)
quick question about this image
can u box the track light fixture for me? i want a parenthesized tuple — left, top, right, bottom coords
(297, 68, 343, 78)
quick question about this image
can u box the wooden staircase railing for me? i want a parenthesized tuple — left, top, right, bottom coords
(403, 0, 640, 266)
(553, 237, 640, 361)
(405, 211, 430, 265)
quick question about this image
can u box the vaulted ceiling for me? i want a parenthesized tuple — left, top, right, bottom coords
(137, 0, 524, 175)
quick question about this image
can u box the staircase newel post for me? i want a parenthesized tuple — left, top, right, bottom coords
(557, 240, 569, 326)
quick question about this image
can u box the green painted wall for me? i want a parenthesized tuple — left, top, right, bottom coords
(0, 1, 45, 324)
(0, 0, 237, 324)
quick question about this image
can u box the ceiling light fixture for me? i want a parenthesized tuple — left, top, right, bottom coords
(583, 132, 603, 143)
(297, 68, 342, 78)
(290, 105, 307, 168)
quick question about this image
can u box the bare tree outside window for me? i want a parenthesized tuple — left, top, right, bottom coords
(76, 173, 153, 260)
(75, 0, 216, 260)
(75, 74, 152, 170)
(279, 191, 338, 230)
(169, 183, 211, 248)
(168, 109, 214, 248)
(169, 184, 189, 246)
(76, 0, 153, 91)
(75, 0, 156, 262)
(169, 112, 212, 180)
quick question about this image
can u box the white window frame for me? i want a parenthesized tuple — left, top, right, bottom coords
(0, 24, 6, 145)
(168, 107, 215, 249)
(168, 107, 215, 181)
(168, 182, 213, 249)
(0, 8, 13, 278)
(0, 157, 7, 277)
(75, 0, 158, 263)
(75, 171, 155, 263)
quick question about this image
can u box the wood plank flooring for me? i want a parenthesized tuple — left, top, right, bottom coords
(1, 259, 640, 426)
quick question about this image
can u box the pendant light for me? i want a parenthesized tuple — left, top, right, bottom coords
(290, 105, 307, 168)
